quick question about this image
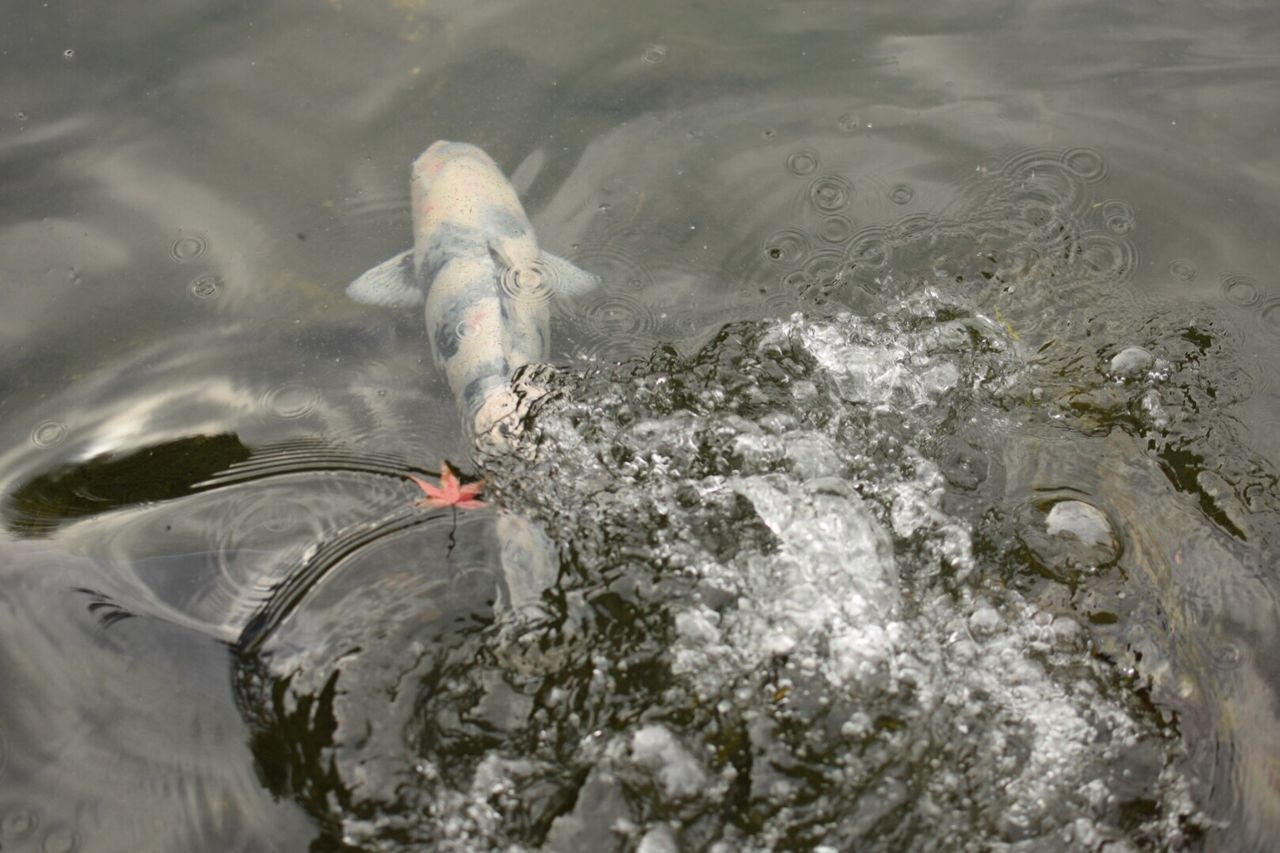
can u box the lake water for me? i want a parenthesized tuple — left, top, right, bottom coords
(2, 1, 1279, 850)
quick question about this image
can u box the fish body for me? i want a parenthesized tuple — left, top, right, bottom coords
(348, 141, 597, 441)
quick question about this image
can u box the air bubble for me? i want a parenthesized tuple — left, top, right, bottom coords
(761, 128, 776, 140)
(63, 49, 75, 59)
(763, 229, 810, 265)
(807, 176, 851, 212)
(1100, 199, 1135, 234)
(1061, 147, 1108, 182)
(1259, 297, 1280, 339)
(2, 807, 37, 839)
(170, 233, 208, 261)
(888, 183, 915, 205)
(786, 150, 819, 176)
(641, 44, 667, 64)
(262, 384, 318, 419)
(1168, 259, 1197, 282)
(31, 421, 67, 448)
(1219, 273, 1260, 307)
(189, 273, 222, 300)
(14, 111, 26, 121)
(819, 215, 853, 244)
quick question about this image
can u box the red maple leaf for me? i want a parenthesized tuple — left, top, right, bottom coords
(410, 461, 486, 510)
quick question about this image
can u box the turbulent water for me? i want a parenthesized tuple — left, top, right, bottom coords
(231, 151, 1277, 850)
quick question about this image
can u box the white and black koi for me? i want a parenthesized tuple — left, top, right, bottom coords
(347, 140, 597, 442)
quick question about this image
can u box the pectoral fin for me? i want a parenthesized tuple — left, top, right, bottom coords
(539, 251, 600, 296)
(346, 249, 423, 307)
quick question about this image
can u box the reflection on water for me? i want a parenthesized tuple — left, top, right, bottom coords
(2, 0, 1279, 849)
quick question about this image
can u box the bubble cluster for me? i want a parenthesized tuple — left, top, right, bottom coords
(1219, 273, 1260, 307)
(261, 384, 318, 419)
(169, 233, 208, 262)
(31, 420, 67, 449)
(807, 175, 851, 212)
(785, 149, 819, 176)
(836, 113, 861, 133)
(188, 273, 222, 301)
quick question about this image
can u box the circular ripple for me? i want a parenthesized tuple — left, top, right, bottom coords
(31, 420, 67, 448)
(999, 148, 1090, 220)
(1259, 297, 1280, 338)
(499, 260, 554, 305)
(807, 176, 852, 212)
(581, 292, 660, 343)
(188, 273, 222, 301)
(42, 826, 76, 853)
(845, 226, 889, 270)
(888, 183, 915, 205)
(1, 807, 37, 839)
(786, 150, 819, 176)
(641, 44, 667, 64)
(1219, 273, 1260, 307)
(169, 233, 208, 262)
(1061, 147, 1109, 182)
(1075, 231, 1139, 283)
(763, 228, 811, 265)
(262, 384, 319, 419)
(885, 213, 937, 247)
(1100, 199, 1135, 234)
(1168, 259, 1197, 282)
(819, 215, 853, 244)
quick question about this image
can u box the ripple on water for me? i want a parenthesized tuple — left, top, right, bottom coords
(818, 214, 853, 244)
(641, 44, 667, 64)
(1074, 231, 1139, 284)
(888, 183, 915, 205)
(169, 232, 208, 262)
(1100, 199, 1135, 235)
(785, 149, 819, 176)
(188, 273, 222, 301)
(499, 259, 555, 305)
(0, 805, 37, 841)
(1060, 146, 1109, 183)
(1219, 273, 1261, 308)
(571, 291, 659, 361)
(807, 175, 852, 213)
(1258, 297, 1280, 339)
(30, 420, 67, 449)
(1169, 259, 1198, 282)
(762, 228, 811, 265)
(261, 384, 319, 420)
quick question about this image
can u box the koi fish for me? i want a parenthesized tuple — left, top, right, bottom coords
(347, 141, 597, 444)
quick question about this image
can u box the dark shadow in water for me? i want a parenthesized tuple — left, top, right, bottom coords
(2, 433, 253, 537)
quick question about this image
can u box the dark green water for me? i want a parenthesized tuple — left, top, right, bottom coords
(1, 1, 1278, 850)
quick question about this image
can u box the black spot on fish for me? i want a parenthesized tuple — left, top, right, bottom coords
(485, 208, 529, 240)
(418, 222, 489, 285)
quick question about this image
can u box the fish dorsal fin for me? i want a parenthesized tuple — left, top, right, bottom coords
(539, 251, 600, 296)
(345, 249, 423, 307)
